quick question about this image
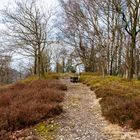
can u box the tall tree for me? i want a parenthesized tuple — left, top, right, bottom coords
(114, 0, 140, 80)
(2, 0, 53, 77)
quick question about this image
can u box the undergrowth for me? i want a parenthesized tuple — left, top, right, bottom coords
(80, 73, 140, 130)
(0, 75, 66, 140)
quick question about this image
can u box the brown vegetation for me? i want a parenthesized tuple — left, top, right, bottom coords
(0, 79, 66, 140)
(80, 73, 140, 130)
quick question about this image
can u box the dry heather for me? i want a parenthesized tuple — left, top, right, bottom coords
(80, 73, 140, 130)
(0, 79, 66, 140)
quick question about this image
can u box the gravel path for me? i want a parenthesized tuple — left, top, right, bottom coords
(56, 79, 111, 140)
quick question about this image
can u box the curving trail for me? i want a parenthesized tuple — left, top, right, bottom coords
(56, 78, 111, 140)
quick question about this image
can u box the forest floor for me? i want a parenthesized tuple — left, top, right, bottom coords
(10, 76, 140, 140)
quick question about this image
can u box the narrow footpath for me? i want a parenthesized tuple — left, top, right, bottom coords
(55, 78, 111, 140)
(55, 78, 140, 140)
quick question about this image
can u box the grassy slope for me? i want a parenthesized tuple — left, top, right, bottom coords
(80, 73, 140, 129)
(0, 73, 67, 139)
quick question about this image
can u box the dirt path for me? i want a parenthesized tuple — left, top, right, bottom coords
(55, 78, 111, 140)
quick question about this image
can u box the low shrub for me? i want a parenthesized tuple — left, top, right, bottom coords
(80, 73, 140, 129)
(100, 96, 140, 129)
(0, 79, 65, 139)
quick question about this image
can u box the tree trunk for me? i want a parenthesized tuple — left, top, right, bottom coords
(41, 54, 45, 77)
(38, 45, 41, 78)
(128, 37, 135, 80)
(34, 50, 37, 75)
(110, 59, 113, 75)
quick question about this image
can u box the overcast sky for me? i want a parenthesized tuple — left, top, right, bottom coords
(0, 0, 59, 70)
(0, 0, 58, 10)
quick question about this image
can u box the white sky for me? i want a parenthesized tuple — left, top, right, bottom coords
(0, 0, 60, 70)
(0, 0, 59, 10)
(0, 0, 59, 29)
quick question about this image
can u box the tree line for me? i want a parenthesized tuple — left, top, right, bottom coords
(0, 0, 140, 82)
(58, 0, 140, 80)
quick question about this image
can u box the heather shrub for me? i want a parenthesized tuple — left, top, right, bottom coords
(100, 96, 140, 129)
(80, 73, 140, 129)
(0, 79, 65, 139)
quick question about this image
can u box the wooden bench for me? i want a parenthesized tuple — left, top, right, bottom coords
(70, 76, 79, 83)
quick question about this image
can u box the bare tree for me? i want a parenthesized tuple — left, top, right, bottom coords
(2, 0, 54, 77)
(113, 0, 140, 80)
(58, 0, 140, 80)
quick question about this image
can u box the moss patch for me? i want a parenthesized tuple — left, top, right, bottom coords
(35, 122, 59, 140)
